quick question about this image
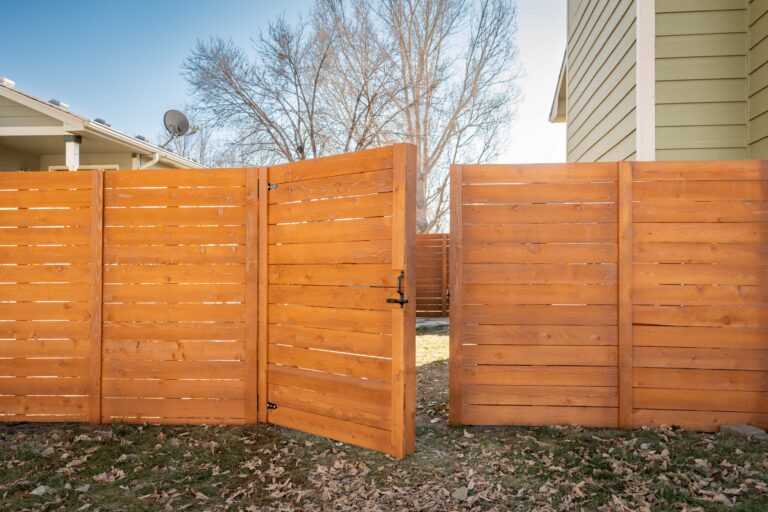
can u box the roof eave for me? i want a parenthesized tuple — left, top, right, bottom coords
(84, 120, 206, 169)
(0, 83, 206, 169)
(549, 52, 567, 124)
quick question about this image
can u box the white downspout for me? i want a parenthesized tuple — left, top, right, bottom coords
(139, 152, 160, 169)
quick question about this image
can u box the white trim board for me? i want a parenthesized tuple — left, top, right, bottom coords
(635, 0, 656, 161)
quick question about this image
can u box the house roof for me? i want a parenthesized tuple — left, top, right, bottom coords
(0, 81, 205, 168)
(549, 53, 566, 123)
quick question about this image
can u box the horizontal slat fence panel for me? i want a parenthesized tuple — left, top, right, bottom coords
(0, 171, 98, 422)
(0, 147, 414, 459)
(630, 161, 768, 431)
(262, 145, 415, 458)
(101, 168, 251, 425)
(451, 160, 768, 433)
(415, 233, 449, 317)
(450, 163, 620, 428)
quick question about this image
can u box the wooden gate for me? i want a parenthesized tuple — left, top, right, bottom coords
(260, 144, 416, 458)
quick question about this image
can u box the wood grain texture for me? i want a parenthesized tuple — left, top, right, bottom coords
(618, 162, 633, 428)
(451, 160, 767, 432)
(100, 167, 248, 425)
(453, 161, 620, 428)
(629, 160, 768, 431)
(263, 145, 415, 458)
(245, 168, 259, 424)
(89, 170, 104, 424)
(0, 170, 96, 423)
(449, 165, 464, 425)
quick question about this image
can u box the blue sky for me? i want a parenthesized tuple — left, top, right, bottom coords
(1, 0, 565, 162)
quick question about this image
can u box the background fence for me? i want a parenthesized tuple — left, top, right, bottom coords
(0, 144, 416, 459)
(415, 233, 449, 317)
(451, 161, 767, 431)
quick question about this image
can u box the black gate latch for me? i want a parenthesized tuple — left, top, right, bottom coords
(386, 270, 409, 308)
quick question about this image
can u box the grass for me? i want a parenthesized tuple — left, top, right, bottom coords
(1, 328, 766, 511)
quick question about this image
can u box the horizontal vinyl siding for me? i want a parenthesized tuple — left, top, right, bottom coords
(0, 97, 60, 127)
(566, 0, 637, 162)
(655, 0, 748, 160)
(748, 0, 768, 157)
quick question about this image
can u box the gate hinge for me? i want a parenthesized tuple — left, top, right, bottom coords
(446, 286, 450, 305)
(386, 270, 409, 309)
(266, 401, 278, 410)
(267, 182, 278, 190)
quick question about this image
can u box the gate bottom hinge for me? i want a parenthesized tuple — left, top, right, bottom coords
(267, 182, 278, 190)
(266, 402, 278, 410)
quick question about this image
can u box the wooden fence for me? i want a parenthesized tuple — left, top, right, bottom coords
(0, 171, 101, 423)
(450, 161, 767, 431)
(0, 144, 416, 459)
(415, 233, 449, 317)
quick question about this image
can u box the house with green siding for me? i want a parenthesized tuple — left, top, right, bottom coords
(551, 0, 768, 161)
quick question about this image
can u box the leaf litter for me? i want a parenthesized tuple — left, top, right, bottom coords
(0, 328, 766, 511)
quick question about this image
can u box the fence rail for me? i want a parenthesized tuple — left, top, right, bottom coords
(415, 233, 449, 317)
(450, 161, 768, 431)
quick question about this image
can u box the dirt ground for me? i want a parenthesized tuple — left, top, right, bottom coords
(1, 326, 767, 511)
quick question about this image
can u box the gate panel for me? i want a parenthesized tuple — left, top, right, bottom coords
(450, 163, 620, 427)
(261, 145, 416, 458)
(101, 169, 253, 424)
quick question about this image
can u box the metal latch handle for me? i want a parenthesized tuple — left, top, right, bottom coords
(386, 270, 409, 308)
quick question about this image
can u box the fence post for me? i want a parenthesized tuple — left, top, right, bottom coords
(257, 167, 269, 423)
(245, 169, 259, 424)
(89, 170, 104, 424)
(618, 162, 634, 428)
(390, 143, 416, 457)
(448, 165, 463, 425)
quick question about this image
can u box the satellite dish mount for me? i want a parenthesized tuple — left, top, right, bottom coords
(160, 109, 191, 148)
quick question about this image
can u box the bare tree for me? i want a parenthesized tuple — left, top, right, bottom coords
(315, 0, 403, 152)
(182, 0, 520, 231)
(382, 0, 520, 231)
(183, 7, 405, 164)
(183, 17, 334, 163)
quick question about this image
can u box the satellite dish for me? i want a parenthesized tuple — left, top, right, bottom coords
(163, 110, 190, 137)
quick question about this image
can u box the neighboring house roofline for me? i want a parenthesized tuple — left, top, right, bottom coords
(0, 82, 205, 169)
(549, 52, 566, 123)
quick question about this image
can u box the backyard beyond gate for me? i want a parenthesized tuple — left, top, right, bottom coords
(450, 161, 768, 431)
(0, 144, 416, 459)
